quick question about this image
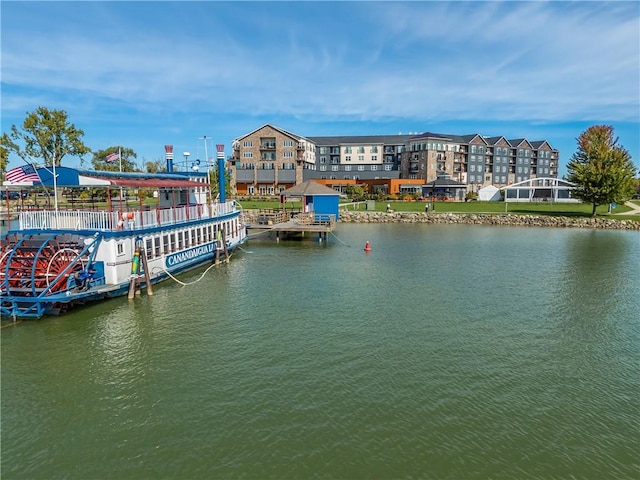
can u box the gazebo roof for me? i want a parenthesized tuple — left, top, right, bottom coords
(424, 177, 467, 188)
(280, 180, 340, 196)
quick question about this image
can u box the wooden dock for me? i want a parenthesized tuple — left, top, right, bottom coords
(247, 209, 336, 242)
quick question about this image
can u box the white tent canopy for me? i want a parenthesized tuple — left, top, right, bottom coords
(478, 185, 501, 201)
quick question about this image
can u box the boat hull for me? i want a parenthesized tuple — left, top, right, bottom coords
(1, 210, 247, 319)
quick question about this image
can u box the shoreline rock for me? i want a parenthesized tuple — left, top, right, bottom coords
(243, 210, 639, 230)
(338, 211, 640, 230)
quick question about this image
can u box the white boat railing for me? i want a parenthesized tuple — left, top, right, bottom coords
(17, 201, 238, 232)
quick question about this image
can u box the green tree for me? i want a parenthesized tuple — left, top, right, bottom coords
(209, 163, 232, 199)
(2, 107, 90, 167)
(345, 184, 367, 201)
(91, 146, 139, 172)
(144, 158, 167, 173)
(0, 143, 8, 176)
(566, 125, 637, 216)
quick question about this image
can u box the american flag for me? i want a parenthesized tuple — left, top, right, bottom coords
(106, 152, 120, 163)
(5, 164, 40, 183)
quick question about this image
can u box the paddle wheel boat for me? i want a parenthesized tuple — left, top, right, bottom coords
(1, 148, 247, 319)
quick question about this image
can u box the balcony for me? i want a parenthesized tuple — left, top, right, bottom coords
(260, 142, 276, 150)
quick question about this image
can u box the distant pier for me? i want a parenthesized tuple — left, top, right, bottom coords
(246, 209, 336, 242)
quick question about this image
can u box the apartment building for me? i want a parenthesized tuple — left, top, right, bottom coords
(400, 132, 559, 189)
(231, 124, 316, 196)
(230, 124, 559, 196)
(304, 134, 413, 181)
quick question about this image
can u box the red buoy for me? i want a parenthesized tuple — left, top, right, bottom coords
(364, 241, 371, 252)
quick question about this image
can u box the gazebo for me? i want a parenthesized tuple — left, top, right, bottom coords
(422, 175, 467, 201)
(279, 180, 341, 220)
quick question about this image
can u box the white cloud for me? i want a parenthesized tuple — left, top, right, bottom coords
(1, 1, 638, 128)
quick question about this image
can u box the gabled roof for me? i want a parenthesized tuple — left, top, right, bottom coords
(464, 134, 489, 145)
(411, 131, 452, 140)
(508, 138, 534, 149)
(280, 180, 340, 196)
(233, 123, 307, 143)
(529, 140, 553, 150)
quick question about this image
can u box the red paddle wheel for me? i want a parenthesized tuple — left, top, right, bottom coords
(1, 233, 88, 297)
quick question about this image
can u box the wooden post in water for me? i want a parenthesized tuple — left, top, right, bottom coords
(140, 247, 153, 296)
(222, 228, 230, 263)
(128, 246, 141, 300)
(215, 229, 222, 266)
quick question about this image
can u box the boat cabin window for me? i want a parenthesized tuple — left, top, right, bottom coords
(154, 237, 161, 257)
(191, 229, 196, 246)
(177, 232, 184, 250)
(146, 239, 154, 259)
(163, 235, 170, 254)
(170, 233, 176, 253)
(116, 242, 125, 256)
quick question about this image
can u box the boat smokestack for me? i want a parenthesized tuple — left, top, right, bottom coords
(216, 144, 226, 203)
(164, 145, 174, 173)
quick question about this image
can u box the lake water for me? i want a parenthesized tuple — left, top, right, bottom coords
(2, 224, 639, 479)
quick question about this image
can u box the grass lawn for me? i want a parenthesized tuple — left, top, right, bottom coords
(237, 198, 639, 221)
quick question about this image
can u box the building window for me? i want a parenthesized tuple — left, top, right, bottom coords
(243, 141, 253, 148)
(345, 155, 351, 162)
(319, 147, 328, 154)
(331, 165, 338, 171)
(320, 156, 326, 164)
(358, 165, 364, 171)
(370, 146, 378, 153)
(345, 165, 351, 171)
(283, 140, 294, 147)
(283, 151, 293, 158)
(372, 155, 377, 162)
(371, 165, 378, 171)
(384, 164, 392, 171)
(471, 145, 477, 153)
(242, 152, 253, 158)
(320, 165, 326, 171)
(358, 155, 364, 161)
(344, 147, 352, 154)
(358, 146, 365, 154)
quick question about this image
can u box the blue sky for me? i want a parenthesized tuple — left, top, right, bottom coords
(2, 1, 639, 177)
